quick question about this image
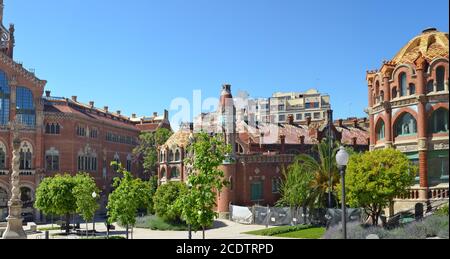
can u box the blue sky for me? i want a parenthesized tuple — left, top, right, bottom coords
(5, 0, 449, 126)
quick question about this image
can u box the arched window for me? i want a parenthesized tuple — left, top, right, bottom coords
(126, 154, 132, 172)
(78, 147, 98, 172)
(427, 80, 434, 93)
(170, 167, 180, 179)
(429, 108, 449, 134)
(161, 167, 167, 179)
(376, 120, 385, 141)
(19, 141, 33, 170)
(392, 87, 398, 99)
(395, 113, 417, 137)
(175, 149, 181, 161)
(16, 87, 36, 126)
(409, 84, 416, 95)
(399, 73, 407, 97)
(436, 66, 445, 92)
(45, 148, 59, 171)
(46, 123, 61, 134)
(0, 70, 10, 126)
(375, 82, 380, 103)
(20, 187, 33, 207)
(168, 150, 173, 162)
(160, 151, 165, 162)
(0, 142, 6, 169)
(111, 153, 120, 172)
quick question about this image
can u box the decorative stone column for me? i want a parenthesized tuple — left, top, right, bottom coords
(415, 54, 429, 200)
(382, 68, 394, 148)
(2, 120, 27, 239)
(367, 81, 375, 150)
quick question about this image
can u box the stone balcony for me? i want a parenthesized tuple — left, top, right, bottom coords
(19, 170, 36, 176)
(395, 186, 449, 201)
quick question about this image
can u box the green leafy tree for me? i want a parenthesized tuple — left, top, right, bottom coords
(73, 173, 101, 234)
(133, 128, 172, 174)
(277, 161, 315, 223)
(177, 132, 231, 239)
(107, 162, 152, 239)
(340, 148, 417, 225)
(153, 181, 188, 222)
(35, 174, 78, 234)
(147, 175, 159, 215)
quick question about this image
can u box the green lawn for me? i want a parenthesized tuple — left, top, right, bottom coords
(244, 225, 326, 239)
(275, 227, 326, 239)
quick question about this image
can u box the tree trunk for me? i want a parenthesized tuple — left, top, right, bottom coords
(126, 225, 129, 239)
(302, 206, 307, 225)
(65, 214, 70, 234)
(202, 226, 205, 240)
(131, 226, 134, 240)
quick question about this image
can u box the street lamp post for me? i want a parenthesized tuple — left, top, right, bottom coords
(336, 146, 349, 240)
(92, 192, 97, 237)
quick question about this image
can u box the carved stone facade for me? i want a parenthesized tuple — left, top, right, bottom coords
(0, 4, 171, 223)
(366, 28, 449, 203)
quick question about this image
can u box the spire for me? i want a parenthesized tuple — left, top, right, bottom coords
(0, 0, 13, 58)
(0, 0, 4, 24)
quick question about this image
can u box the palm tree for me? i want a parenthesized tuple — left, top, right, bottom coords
(295, 139, 341, 209)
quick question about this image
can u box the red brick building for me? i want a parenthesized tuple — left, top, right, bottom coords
(0, 4, 171, 222)
(158, 85, 369, 214)
(366, 28, 449, 213)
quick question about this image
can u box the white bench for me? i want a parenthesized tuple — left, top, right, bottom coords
(28, 222, 37, 232)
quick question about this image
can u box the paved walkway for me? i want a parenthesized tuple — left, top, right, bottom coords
(27, 219, 285, 239)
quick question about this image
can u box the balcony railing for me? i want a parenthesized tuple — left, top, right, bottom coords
(429, 187, 449, 200)
(19, 170, 36, 176)
(395, 186, 449, 200)
(0, 170, 8, 176)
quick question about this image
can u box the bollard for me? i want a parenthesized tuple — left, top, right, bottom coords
(45, 230, 50, 240)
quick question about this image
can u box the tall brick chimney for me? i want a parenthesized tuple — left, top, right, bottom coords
(104, 106, 109, 113)
(338, 119, 343, 127)
(117, 110, 121, 115)
(280, 135, 286, 154)
(45, 90, 51, 97)
(132, 113, 137, 119)
(89, 101, 95, 108)
(287, 114, 294, 125)
(71, 96, 78, 102)
(164, 110, 169, 120)
(306, 116, 312, 127)
(299, 135, 305, 145)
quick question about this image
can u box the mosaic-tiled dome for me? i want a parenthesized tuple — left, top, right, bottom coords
(392, 28, 449, 65)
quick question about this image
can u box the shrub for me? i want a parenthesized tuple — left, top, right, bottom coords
(438, 228, 449, 239)
(435, 204, 449, 216)
(135, 215, 189, 231)
(422, 215, 449, 237)
(402, 222, 428, 239)
(153, 181, 188, 222)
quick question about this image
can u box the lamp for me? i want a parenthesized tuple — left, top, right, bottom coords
(336, 146, 349, 239)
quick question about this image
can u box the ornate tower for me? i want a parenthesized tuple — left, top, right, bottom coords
(217, 84, 237, 216)
(218, 84, 237, 158)
(0, 0, 14, 58)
